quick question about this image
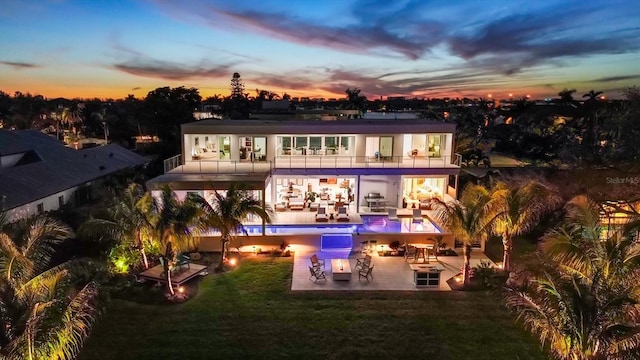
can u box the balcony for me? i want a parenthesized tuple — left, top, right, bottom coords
(165, 154, 461, 174)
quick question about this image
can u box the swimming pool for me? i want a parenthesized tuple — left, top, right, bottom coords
(218, 215, 442, 236)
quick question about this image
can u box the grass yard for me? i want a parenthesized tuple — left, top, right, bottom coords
(80, 257, 546, 360)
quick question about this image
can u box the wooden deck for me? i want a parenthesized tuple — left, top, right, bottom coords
(137, 263, 208, 285)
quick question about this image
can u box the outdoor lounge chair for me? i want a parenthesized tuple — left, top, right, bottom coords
(336, 206, 349, 222)
(309, 266, 326, 282)
(359, 264, 374, 282)
(412, 208, 423, 222)
(176, 253, 190, 269)
(315, 207, 329, 222)
(355, 254, 372, 271)
(310, 254, 325, 270)
(387, 208, 399, 221)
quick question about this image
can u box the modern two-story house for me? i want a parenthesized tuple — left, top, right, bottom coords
(149, 118, 460, 230)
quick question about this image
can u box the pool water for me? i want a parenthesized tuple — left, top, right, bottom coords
(234, 215, 442, 236)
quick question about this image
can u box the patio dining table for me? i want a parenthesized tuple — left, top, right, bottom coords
(410, 243, 435, 263)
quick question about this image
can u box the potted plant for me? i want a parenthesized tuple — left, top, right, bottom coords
(388, 240, 402, 256)
(306, 191, 317, 203)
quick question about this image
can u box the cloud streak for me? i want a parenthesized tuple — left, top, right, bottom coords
(591, 74, 640, 83)
(113, 58, 231, 81)
(0, 60, 40, 69)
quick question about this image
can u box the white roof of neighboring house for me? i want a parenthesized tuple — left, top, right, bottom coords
(0, 130, 147, 211)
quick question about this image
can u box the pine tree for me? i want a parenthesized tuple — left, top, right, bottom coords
(230, 72, 245, 99)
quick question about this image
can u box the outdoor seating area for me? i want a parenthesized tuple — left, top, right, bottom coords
(404, 243, 437, 263)
(292, 249, 494, 291)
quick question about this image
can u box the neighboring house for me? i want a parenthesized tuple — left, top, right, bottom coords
(600, 200, 640, 240)
(0, 130, 147, 222)
(149, 118, 461, 232)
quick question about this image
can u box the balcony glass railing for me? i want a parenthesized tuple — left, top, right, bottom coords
(164, 154, 461, 174)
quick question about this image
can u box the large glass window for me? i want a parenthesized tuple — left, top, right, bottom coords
(340, 136, 354, 155)
(402, 177, 446, 208)
(275, 135, 355, 156)
(253, 136, 266, 162)
(219, 136, 230, 160)
(277, 136, 292, 155)
(325, 136, 338, 154)
(309, 136, 322, 154)
(187, 134, 228, 160)
(427, 135, 442, 157)
(294, 137, 307, 148)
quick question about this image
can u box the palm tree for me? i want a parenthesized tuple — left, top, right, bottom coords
(140, 186, 203, 252)
(544, 196, 640, 282)
(139, 186, 203, 294)
(196, 183, 272, 271)
(506, 195, 640, 360)
(583, 90, 603, 102)
(580, 90, 605, 161)
(487, 180, 561, 272)
(506, 261, 640, 360)
(432, 185, 494, 285)
(80, 183, 152, 269)
(558, 88, 577, 105)
(0, 214, 100, 360)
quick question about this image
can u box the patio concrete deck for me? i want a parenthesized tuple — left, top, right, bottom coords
(291, 249, 494, 291)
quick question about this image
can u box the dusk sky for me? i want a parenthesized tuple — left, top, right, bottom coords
(1, 0, 639, 100)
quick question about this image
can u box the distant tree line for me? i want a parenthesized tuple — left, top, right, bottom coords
(1, 75, 639, 168)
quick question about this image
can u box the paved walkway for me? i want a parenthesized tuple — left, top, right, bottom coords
(291, 249, 494, 291)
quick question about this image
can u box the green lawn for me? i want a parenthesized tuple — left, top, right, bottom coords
(80, 257, 546, 360)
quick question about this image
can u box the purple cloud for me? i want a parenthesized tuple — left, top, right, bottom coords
(113, 58, 230, 81)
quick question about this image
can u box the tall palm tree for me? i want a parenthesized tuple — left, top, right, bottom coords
(487, 180, 561, 272)
(196, 183, 272, 271)
(506, 195, 640, 360)
(0, 214, 100, 360)
(432, 185, 494, 285)
(140, 186, 202, 253)
(80, 183, 152, 269)
(139, 186, 203, 294)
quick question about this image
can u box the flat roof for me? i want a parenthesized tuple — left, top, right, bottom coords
(146, 173, 269, 190)
(182, 118, 456, 135)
